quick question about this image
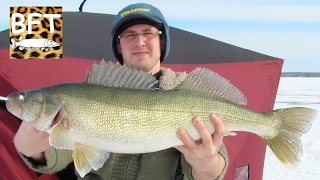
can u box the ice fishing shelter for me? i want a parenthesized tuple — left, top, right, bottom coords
(0, 12, 283, 180)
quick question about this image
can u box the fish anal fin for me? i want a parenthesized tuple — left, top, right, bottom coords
(73, 144, 110, 177)
(179, 68, 247, 105)
(86, 60, 159, 90)
(49, 123, 73, 150)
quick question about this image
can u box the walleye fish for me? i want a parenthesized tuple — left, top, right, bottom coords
(11, 36, 60, 52)
(6, 61, 317, 177)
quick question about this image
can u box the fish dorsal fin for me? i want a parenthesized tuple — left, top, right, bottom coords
(179, 68, 247, 105)
(86, 60, 159, 90)
(19, 36, 23, 41)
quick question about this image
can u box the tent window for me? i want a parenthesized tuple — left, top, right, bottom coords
(234, 165, 249, 180)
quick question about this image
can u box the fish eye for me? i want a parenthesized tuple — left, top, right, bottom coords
(18, 93, 25, 101)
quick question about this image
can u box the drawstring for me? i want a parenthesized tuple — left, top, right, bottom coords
(79, 0, 87, 12)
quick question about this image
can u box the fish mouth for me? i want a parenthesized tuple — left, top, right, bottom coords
(6, 100, 12, 111)
(52, 42, 60, 47)
(6, 96, 21, 118)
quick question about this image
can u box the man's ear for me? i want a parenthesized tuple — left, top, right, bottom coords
(116, 39, 122, 54)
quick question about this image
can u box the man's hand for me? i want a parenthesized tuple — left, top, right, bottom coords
(175, 114, 226, 180)
(14, 121, 51, 164)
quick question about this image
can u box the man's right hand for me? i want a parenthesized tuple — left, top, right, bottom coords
(14, 121, 51, 164)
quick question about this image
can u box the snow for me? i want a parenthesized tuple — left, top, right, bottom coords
(263, 77, 320, 179)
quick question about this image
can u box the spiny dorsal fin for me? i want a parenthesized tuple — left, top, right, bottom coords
(86, 60, 159, 90)
(179, 68, 247, 105)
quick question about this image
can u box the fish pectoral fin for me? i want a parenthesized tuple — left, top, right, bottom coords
(73, 144, 110, 178)
(224, 131, 237, 136)
(49, 123, 73, 150)
(19, 46, 24, 50)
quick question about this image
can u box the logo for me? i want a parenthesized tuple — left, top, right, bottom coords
(120, 8, 149, 18)
(10, 6, 62, 59)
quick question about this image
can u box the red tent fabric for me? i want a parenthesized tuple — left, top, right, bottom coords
(0, 11, 283, 180)
(0, 59, 59, 179)
(0, 110, 59, 180)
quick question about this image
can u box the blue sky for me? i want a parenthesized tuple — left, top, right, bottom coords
(1, 0, 319, 72)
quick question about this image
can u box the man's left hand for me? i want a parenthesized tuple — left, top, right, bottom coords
(174, 114, 226, 179)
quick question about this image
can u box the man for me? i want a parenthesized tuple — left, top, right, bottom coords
(14, 3, 228, 180)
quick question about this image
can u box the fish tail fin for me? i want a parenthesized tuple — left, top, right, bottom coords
(265, 107, 317, 170)
(11, 38, 16, 48)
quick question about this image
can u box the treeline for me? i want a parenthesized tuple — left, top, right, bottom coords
(281, 72, 320, 77)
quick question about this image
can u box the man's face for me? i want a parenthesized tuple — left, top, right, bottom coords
(117, 24, 162, 74)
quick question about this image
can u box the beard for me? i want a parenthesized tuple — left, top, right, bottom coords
(125, 56, 160, 74)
